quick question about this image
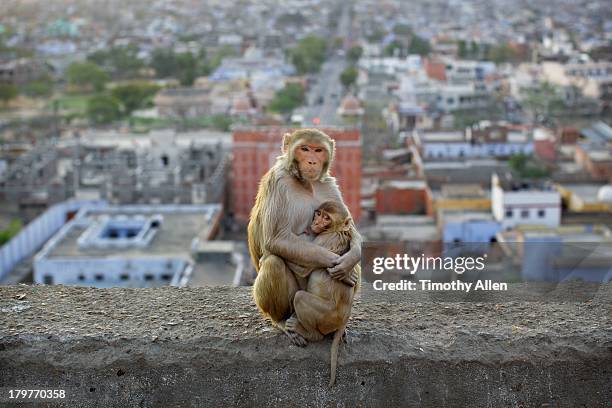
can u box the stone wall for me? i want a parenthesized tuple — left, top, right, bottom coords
(1, 283, 610, 407)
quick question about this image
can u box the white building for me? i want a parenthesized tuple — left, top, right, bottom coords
(34, 203, 222, 288)
(491, 173, 561, 230)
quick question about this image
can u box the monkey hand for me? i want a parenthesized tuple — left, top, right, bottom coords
(328, 251, 359, 285)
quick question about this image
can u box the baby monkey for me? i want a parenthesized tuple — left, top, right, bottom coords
(285, 201, 360, 386)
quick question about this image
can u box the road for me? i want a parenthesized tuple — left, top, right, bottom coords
(301, 3, 352, 127)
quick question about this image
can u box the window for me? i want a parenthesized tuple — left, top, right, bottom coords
(505, 209, 513, 218)
(521, 209, 529, 218)
(144, 274, 154, 281)
(120, 274, 129, 281)
(95, 274, 104, 281)
(538, 209, 546, 218)
(78, 274, 85, 281)
(43, 275, 53, 285)
(161, 274, 172, 281)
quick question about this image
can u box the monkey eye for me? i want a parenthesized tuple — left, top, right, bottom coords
(300, 146, 309, 152)
(315, 210, 321, 216)
(323, 215, 330, 222)
(315, 148, 323, 153)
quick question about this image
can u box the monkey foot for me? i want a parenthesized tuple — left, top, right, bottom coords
(287, 330, 308, 347)
(284, 316, 308, 347)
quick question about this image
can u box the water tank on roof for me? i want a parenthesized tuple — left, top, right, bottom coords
(597, 185, 612, 203)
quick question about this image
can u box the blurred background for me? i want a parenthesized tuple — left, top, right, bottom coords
(0, 0, 610, 288)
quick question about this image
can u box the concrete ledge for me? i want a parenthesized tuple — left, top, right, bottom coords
(1, 283, 611, 407)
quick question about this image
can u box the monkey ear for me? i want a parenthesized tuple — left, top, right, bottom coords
(281, 133, 292, 154)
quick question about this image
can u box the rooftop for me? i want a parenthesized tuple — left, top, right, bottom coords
(38, 204, 221, 260)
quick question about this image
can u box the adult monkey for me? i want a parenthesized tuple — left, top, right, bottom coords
(248, 128, 361, 334)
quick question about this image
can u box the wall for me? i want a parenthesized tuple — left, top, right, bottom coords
(0, 284, 610, 407)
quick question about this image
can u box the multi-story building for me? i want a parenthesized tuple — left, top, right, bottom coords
(232, 127, 361, 224)
(491, 173, 561, 230)
(34, 203, 223, 288)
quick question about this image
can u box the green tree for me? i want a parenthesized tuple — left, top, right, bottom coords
(509, 153, 550, 178)
(150, 49, 206, 85)
(384, 40, 404, 57)
(392, 23, 412, 37)
(87, 44, 144, 79)
(340, 66, 358, 89)
(110, 82, 160, 115)
(0, 83, 18, 105)
(176, 52, 197, 86)
(347, 45, 363, 63)
(86, 94, 121, 124)
(206, 45, 237, 73)
(0, 219, 22, 246)
(150, 48, 178, 78)
(522, 81, 565, 122)
(20, 79, 54, 98)
(268, 83, 305, 114)
(66, 61, 109, 92)
(409, 35, 431, 56)
(290, 36, 327, 74)
(486, 43, 522, 63)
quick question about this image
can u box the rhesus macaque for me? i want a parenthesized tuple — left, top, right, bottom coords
(284, 201, 360, 386)
(248, 129, 362, 335)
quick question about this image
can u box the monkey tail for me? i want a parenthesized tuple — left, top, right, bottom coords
(329, 323, 346, 387)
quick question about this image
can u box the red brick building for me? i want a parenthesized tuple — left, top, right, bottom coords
(232, 127, 361, 224)
(374, 180, 429, 215)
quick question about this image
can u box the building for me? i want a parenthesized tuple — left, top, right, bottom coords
(439, 209, 502, 244)
(426, 184, 491, 215)
(411, 124, 534, 160)
(491, 173, 561, 230)
(337, 94, 364, 117)
(556, 183, 612, 212)
(497, 225, 612, 283)
(232, 127, 361, 224)
(541, 61, 612, 100)
(34, 203, 223, 288)
(154, 87, 212, 119)
(374, 179, 428, 215)
(0, 58, 49, 85)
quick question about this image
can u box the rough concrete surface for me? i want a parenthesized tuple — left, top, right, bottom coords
(0, 283, 610, 407)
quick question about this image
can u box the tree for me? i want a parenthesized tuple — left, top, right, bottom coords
(340, 66, 358, 89)
(347, 45, 363, 63)
(86, 94, 121, 124)
(522, 81, 565, 122)
(0, 219, 22, 246)
(20, 79, 54, 98)
(87, 44, 144, 79)
(150, 48, 178, 78)
(409, 35, 431, 56)
(384, 40, 404, 57)
(66, 61, 109, 92)
(110, 82, 160, 115)
(458, 40, 468, 58)
(268, 83, 305, 114)
(290, 36, 327, 74)
(176, 52, 197, 86)
(0, 83, 18, 105)
(509, 153, 550, 178)
(486, 42, 524, 64)
(150, 49, 207, 85)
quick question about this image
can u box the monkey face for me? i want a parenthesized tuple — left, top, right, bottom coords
(294, 143, 328, 181)
(311, 209, 332, 234)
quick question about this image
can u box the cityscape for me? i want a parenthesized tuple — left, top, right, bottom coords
(1, 0, 611, 288)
